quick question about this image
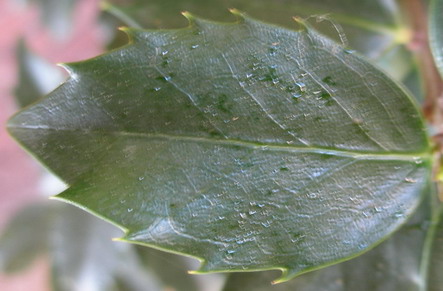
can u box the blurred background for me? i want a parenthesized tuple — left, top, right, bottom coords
(0, 0, 105, 290)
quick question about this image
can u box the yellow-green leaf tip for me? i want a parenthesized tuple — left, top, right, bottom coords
(118, 26, 138, 42)
(181, 11, 196, 22)
(292, 16, 309, 30)
(271, 268, 293, 284)
(229, 8, 247, 19)
(56, 62, 82, 78)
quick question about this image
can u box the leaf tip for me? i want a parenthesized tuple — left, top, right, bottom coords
(187, 266, 208, 276)
(56, 62, 75, 75)
(117, 26, 144, 44)
(271, 268, 293, 284)
(292, 16, 309, 30)
(181, 11, 196, 24)
(187, 258, 209, 275)
(229, 8, 247, 21)
(118, 26, 135, 38)
(181, 11, 216, 29)
(228, 8, 242, 16)
(112, 237, 124, 242)
(118, 26, 129, 32)
(57, 62, 85, 81)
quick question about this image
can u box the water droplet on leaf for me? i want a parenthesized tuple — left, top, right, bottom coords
(413, 157, 423, 164)
(292, 93, 302, 99)
(296, 82, 306, 92)
(307, 193, 317, 199)
(404, 177, 417, 183)
(394, 211, 404, 218)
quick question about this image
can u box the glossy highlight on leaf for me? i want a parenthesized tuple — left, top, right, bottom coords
(7, 12, 432, 282)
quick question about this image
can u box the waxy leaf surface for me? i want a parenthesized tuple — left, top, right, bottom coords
(8, 14, 432, 281)
(222, 196, 433, 290)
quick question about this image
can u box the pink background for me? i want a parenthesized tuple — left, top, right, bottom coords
(0, 0, 105, 289)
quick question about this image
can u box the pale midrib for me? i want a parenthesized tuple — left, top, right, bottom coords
(10, 125, 432, 161)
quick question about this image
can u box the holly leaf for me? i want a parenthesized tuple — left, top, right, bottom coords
(8, 12, 432, 282)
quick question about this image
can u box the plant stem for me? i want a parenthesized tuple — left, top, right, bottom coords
(400, 0, 443, 130)
(400, 0, 443, 198)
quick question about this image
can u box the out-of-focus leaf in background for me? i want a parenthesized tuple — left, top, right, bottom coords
(14, 40, 65, 108)
(424, 204, 443, 290)
(0, 0, 104, 290)
(429, 0, 443, 78)
(0, 203, 55, 273)
(0, 201, 161, 291)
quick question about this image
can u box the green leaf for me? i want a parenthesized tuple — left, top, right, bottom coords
(104, 0, 425, 107)
(424, 204, 443, 290)
(0, 203, 56, 272)
(8, 13, 432, 282)
(14, 40, 65, 108)
(14, 40, 43, 108)
(0, 202, 168, 291)
(429, 0, 443, 78)
(222, 194, 433, 290)
(134, 246, 201, 291)
(50, 205, 130, 291)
